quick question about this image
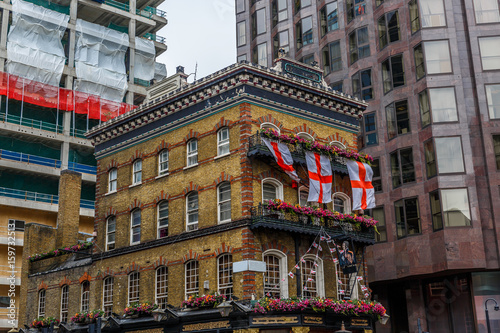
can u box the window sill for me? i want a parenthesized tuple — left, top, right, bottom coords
(130, 242, 140, 246)
(218, 219, 232, 224)
(105, 191, 117, 196)
(129, 183, 142, 188)
(214, 153, 230, 160)
(156, 172, 170, 180)
(183, 164, 198, 170)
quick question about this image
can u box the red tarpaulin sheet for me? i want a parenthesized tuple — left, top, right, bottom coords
(0, 71, 137, 121)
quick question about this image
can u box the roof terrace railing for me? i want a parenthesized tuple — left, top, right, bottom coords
(143, 32, 166, 44)
(0, 187, 95, 210)
(0, 149, 61, 168)
(0, 112, 63, 134)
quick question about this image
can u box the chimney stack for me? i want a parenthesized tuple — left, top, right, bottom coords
(55, 170, 82, 248)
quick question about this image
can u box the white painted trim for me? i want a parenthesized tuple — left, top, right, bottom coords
(263, 249, 289, 298)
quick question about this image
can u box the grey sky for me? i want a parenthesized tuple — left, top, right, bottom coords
(157, 0, 236, 82)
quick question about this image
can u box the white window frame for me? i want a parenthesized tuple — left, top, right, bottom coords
(130, 209, 141, 245)
(262, 178, 284, 201)
(108, 168, 117, 193)
(132, 159, 142, 185)
(329, 141, 346, 149)
(333, 192, 351, 214)
(103, 277, 114, 316)
(187, 139, 198, 167)
(60, 285, 69, 322)
(217, 127, 230, 156)
(217, 254, 233, 298)
(301, 255, 325, 298)
(263, 249, 289, 298)
(106, 216, 116, 251)
(260, 122, 280, 134)
(298, 185, 310, 207)
(297, 132, 314, 142)
(38, 289, 46, 317)
(156, 266, 168, 309)
(81, 281, 90, 312)
(185, 260, 199, 298)
(336, 263, 359, 300)
(128, 272, 140, 305)
(159, 150, 169, 175)
(157, 201, 169, 238)
(186, 192, 199, 231)
(218, 182, 232, 223)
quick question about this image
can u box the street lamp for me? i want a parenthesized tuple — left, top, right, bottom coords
(335, 321, 351, 333)
(380, 314, 390, 325)
(217, 301, 233, 317)
(152, 308, 168, 322)
(485, 298, 499, 333)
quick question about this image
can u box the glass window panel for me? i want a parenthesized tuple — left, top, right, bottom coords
(419, 89, 431, 127)
(441, 189, 471, 227)
(237, 22, 246, 47)
(218, 128, 230, 156)
(302, 17, 313, 46)
(387, 11, 400, 42)
(264, 255, 281, 298)
(424, 140, 437, 178)
(424, 41, 452, 74)
(237, 54, 247, 62)
(257, 43, 267, 66)
(185, 261, 199, 296)
(159, 150, 169, 174)
(405, 198, 421, 235)
(473, 0, 500, 23)
(414, 44, 425, 80)
(400, 148, 415, 184)
(278, 0, 288, 21)
(378, 15, 387, 49)
(236, 0, 245, 13)
(435, 137, 465, 173)
(187, 139, 198, 166)
(479, 36, 500, 71)
(364, 113, 377, 146)
(494, 135, 500, 170)
(372, 159, 382, 192)
(391, 151, 402, 188)
(386, 103, 397, 139)
(219, 182, 231, 222)
(394, 199, 405, 238)
(430, 191, 443, 230)
(256, 8, 266, 35)
(409, 0, 420, 33)
(420, 0, 446, 27)
(330, 41, 342, 71)
(371, 207, 386, 242)
(486, 84, 500, 119)
(429, 87, 458, 122)
(156, 267, 168, 309)
(263, 183, 277, 201)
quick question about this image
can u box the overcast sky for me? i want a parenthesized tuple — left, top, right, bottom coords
(156, 0, 236, 82)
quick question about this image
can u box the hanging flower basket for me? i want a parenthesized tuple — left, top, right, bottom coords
(30, 317, 60, 329)
(182, 294, 226, 309)
(71, 309, 104, 324)
(124, 302, 158, 317)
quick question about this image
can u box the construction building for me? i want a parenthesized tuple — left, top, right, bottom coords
(235, 0, 500, 332)
(0, 0, 168, 330)
(18, 59, 387, 332)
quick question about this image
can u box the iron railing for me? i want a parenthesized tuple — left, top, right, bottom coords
(0, 112, 63, 134)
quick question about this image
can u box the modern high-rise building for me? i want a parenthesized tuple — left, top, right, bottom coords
(236, 0, 500, 332)
(0, 0, 167, 330)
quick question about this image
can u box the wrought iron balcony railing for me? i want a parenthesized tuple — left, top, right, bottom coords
(247, 132, 348, 174)
(251, 204, 375, 243)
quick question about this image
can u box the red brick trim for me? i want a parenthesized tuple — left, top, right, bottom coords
(214, 172, 234, 186)
(106, 160, 118, 172)
(258, 170, 288, 184)
(184, 129, 200, 143)
(215, 243, 234, 256)
(262, 241, 290, 255)
(128, 199, 143, 211)
(59, 276, 71, 287)
(293, 124, 318, 139)
(183, 182, 200, 195)
(257, 114, 283, 129)
(130, 150, 144, 162)
(182, 250, 200, 263)
(125, 262, 140, 274)
(154, 191, 170, 206)
(101, 268, 115, 278)
(105, 207, 117, 218)
(79, 272, 91, 284)
(155, 140, 171, 153)
(38, 281, 48, 291)
(153, 256, 168, 269)
(326, 134, 349, 148)
(213, 117, 233, 132)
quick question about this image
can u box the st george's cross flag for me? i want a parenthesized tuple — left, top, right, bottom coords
(262, 138, 300, 182)
(305, 151, 332, 203)
(346, 160, 375, 210)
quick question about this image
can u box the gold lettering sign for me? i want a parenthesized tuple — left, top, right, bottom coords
(351, 318, 369, 326)
(181, 320, 230, 332)
(252, 316, 299, 325)
(303, 316, 323, 324)
(127, 328, 163, 333)
(364, 330, 373, 333)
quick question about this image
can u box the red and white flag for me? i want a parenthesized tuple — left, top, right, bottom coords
(305, 151, 332, 203)
(262, 138, 300, 182)
(346, 160, 375, 210)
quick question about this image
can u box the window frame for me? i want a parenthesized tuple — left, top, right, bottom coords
(321, 40, 342, 74)
(263, 250, 289, 298)
(320, 2, 339, 37)
(295, 16, 313, 50)
(377, 10, 401, 50)
(158, 149, 169, 176)
(130, 209, 141, 245)
(352, 68, 373, 101)
(433, 136, 466, 175)
(381, 54, 405, 94)
(472, 0, 500, 24)
(157, 200, 169, 238)
(349, 27, 370, 65)
(217, 254, 233, 298)
(237, 21, 246, 47)
(371, 158, 382, 193)
(253, 42, 268, 67)
(346, 0, 366, 22)
(260, 122, 280, 134)
(128, 272, 140, 305)
(156, 266, 168, 309)
(419, 0, 447, 28)
(60, 285, 69, 322)
(81, 281, 90, 312)
(186, 192, 199, 231)
(294, 0, 311, 14)
(429, 188, 472, 230)
(363, 112, 378, 146)
(273, 30, 290, 60)
(493, 134, 500, 170)
(486, 84, 500, 119)
(38, 289, 46, 317)
(236, 0, 245, 13)
(251, 8, 267, 40)
(386, 99, 410, 140)
(106, 216, 116, 251)
(186, 139, 198, 167)
(217, 127, 230, 156)
(108, 168, 117, 193)
(370, 207, 386, 242)
(132, 159, 142, 185)
(300, 255, 325, 298)
(185, 260, 199, 298)
(479, 36, 500, 71)
(272, 0, 288, 27)
(262, 178, 284, 201)
(409, 0, 421, 33)
(421, 40, 453, 75)
(332, 192, 351, 214)
(413, 43, 425, 81)
(390, 147, 416, 188)
(424, 139, 437, 178)
(395, 197, 421, 239)
(103, 277, 114, 316)
(217, 182, 232, 223)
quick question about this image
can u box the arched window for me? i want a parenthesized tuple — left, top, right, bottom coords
(297, 132, 314, 142)
(186, 192, 199, 231)
(298, 186, 309, 206)
(185, 260, 199, 298)
(218, 254, 233, 298)
(38, 289, 46, 317)
(128, 272, 140, 304)
(217, 127, 230, 156)
(263, 250, 288, 298)
(187, 139, 198, 166)
(262, 178, 283, 201)
(108, 168, 117, 193)
(132, 159, 142, 185)
(158, 149, 169, 175)
(218, 182, 231, 223)
(130, 209, 141, 245)
(60, 285, 69, 322)
(260, 122, 280, 134)
(103, 277, 114, 316)
(333, 192, 351, 213)
(106, 216, 116, 251)
(156, 266, 168, 309)
(329, 141, 346, 150)
(81, 281, 90, 312)
(158, 201, 169, 238)
(301, 255, 324, 298)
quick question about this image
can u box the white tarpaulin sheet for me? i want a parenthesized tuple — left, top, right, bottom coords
(6, 0, 69, 86)
(74, 19, 129, 102)
(154, 62, 167, 81)
(134, 37, 155, 81)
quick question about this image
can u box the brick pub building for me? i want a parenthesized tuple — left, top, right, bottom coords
(18, 60, 386, 333)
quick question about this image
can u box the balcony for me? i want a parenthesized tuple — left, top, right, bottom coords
(134, 78, 151, 87)
(251, 204, 375, 244)
(143, 32, 166, 44)
(247, 133, 348, 174)
(0, 187, 95, 210)
(103, 0, 166, 19)
(0, 112, 63, 134)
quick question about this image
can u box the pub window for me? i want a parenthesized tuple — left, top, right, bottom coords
(218, 127, 230, 156)
(264, 250, 288, 298)
(333, 192, 350, 213)
(260, 122, 280, 134)
(60, 285, 69, 322)
(382, 54, 405, 94)
(395, 197, 421, 238)
(430, 189, 471, 230)
(185, 260, 199, 298)
(349, 27, 370, 64)
(301, 256, 324, 298)
(390, 148, 415, 188)
(378, 10, 400, 49)
(132, 159, 142, 185)
(156, 266, 168, 309)
(187, 139, 198, 167)
(218, 182, 231, 223)
(320, 2, 339, 36)
(81, 281, 90, 312)
(103, 277, 113, 316)
(108, 168, 117, 193)
(186, 192, 199, 231)
(128, 272, 140, 304)
(386, 100, 410, 140)
(218, 254, 233, 298)
(299, 186, 309, 206)
(158, 149, 169, 175)
(106, 216, 116, 251)
(130, 209, 141, 245)
(262, 178, 283, 201)
(157, 201, 169, 238)
(38, 289, 46, 317)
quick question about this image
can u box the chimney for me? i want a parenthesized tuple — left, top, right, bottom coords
(56, 170, 82, 248)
